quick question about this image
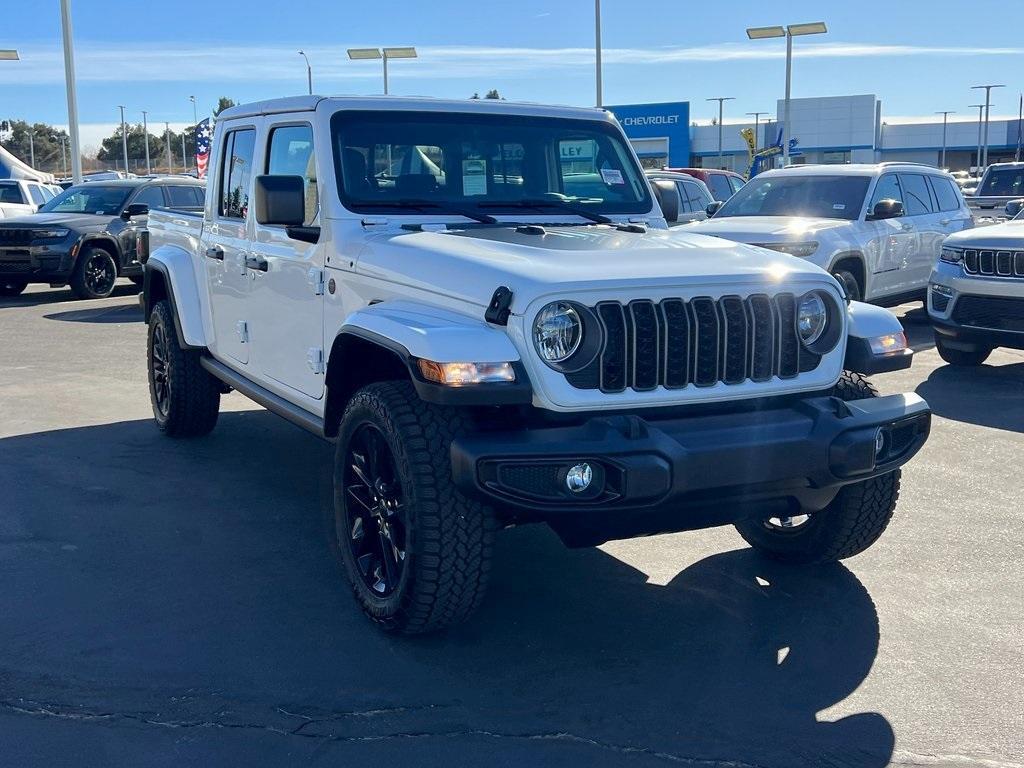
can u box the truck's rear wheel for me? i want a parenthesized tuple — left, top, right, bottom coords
(147, 300, 220, 437)
(935, 335, 991, 366)
(733, 372, 901, 564)
(333, 381, 495, 634)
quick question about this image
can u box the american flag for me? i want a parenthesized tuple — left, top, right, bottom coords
(195, 118, 212, 178)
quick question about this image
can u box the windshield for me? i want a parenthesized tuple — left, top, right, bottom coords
(39, 185, 133, 215)
(713, 175, 870, 221)
(978, 167, 1024, 197)
(331, 110, 652, 218)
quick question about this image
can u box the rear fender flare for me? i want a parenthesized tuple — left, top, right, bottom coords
(143, 245, 206, 349)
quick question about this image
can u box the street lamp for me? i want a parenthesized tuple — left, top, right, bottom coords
(595, 0, 603, 108)
(298, 50, 312, 95)
(141, 110, 151, 175)
(165, 122, 173, 175)
(746, 111, 769, 150)
(746, 21, 828, 166)
(0, 49, 18, 60)
(347, 46, 417, 95)
(707, 97, 735, 169)
(969, 104, 985, 176)
(60, 0, 83, 184)
(189, 95, 198, 126)
(935, 111, 955, 169)
(971, 83, 1004, 170)
(118, 104, 128, 174)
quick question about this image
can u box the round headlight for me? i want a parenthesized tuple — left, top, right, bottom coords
(796, 292, 828, 347)
(533, 301, 582, 364)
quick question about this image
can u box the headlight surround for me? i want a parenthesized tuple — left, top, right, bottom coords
(761, 241, 819, 258)
(31, 227, 70, 240)
(533, 301, 583, 364)
(940, 246, 963, 264)
(796, 291, 828, 346)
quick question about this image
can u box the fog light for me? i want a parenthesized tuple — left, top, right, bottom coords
(565, 463, 593, 493)
(874, 428, 887, 459)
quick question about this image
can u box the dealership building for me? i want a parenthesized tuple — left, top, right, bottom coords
(610, 95, 1022, 174)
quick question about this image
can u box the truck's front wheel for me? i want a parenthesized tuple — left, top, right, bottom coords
(733, 372, 901, 564)
(333, 381, 495, 634)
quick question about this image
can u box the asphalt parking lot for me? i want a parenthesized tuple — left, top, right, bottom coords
(1, 282, 1022, 768)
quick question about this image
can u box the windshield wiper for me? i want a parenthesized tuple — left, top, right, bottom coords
(356, 199, 496, 225)
(478, 199, 612, 225)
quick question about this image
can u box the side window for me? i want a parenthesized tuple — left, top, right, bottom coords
(266, 124, 317, 224)
(0, 184, 25, 204)
(39, 186, 55, 201)
(729, 176, 745, 194)
(28, 184, 46, 206)
(166, 185, 202, 208)
(131, 186, 167, 209)
(218, 128, 256, 219)
(672, 182, 692, 213)
(707, 174, 733, 201)
(899, 173, 933, 216)
(869, 173, 903, 211)
(681, 180, 713, 212)
(928, 176, 961, 212)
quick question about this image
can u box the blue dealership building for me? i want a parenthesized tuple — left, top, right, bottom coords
(606, 101, 690, 168)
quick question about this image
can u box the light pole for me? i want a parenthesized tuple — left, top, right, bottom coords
(141, 110, 151, 174)
(707, 97, 735, 169)
(971, 83, 1004, 170)
(595, 0, 603, 107)
(970, 104, 985, 175)
(347, 47, 417, 95)
(118, 105, 128, 174)
(181, 133, 187, 174)
(190, 95, 198, 126)
(746, 111, 769, 150)
(165, 122, 173, 175)
(935, 111, 955, 169)
(747, 21, 827, 167)
(298, 51, 312, 95)
(59, 0, 83, 183)
(60, 135, 68, 177)
(28, 128, 35, 169)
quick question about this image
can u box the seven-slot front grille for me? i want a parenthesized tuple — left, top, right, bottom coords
(565, 294, 821, 394)
(0, 229, 34, 248)
(962, 249, 1024, 278)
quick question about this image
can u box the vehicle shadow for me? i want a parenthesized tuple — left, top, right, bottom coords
(43, 302, 143, 324)
(0, 411, 893, 767)
(895, 304, 935, 353)
(916, 362, 1024, 433)
(0, 282, 138, 309)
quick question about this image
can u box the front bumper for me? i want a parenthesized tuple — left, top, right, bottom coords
(928, 261, 1024, 350)
(0, 242, 76, 282)
(451, 393, 930, 538)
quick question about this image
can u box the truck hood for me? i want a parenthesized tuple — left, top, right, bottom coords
(0, 212, 111, 229)
(688, 216, 856, 245)
(945, 218, 1024, 249)
(355, 224, 834, 311)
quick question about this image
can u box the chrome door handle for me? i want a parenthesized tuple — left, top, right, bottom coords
(205, 245, 224, 260)
(939, 219, 951, 226)
(901, 223, 913, 231)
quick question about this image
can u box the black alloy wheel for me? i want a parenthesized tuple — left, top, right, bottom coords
(149, 320, 171, 419)
(341, 423, 408, 597)
(84, 251, 117, 296)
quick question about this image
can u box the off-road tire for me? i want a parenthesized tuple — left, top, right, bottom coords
(70, 246, 118, 299)
(832, 269, 862, 303)
(333, 381, 496, 634)
(734, 371, 900, 564)
(0, 279, 27, 296)
(147, 300, 220, 437)
(935, 335, 991, 366)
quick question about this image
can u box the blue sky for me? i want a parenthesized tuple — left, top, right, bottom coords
(2, 0, 1022, 149)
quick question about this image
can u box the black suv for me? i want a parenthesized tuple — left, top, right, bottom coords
(0, 177, 204, 299)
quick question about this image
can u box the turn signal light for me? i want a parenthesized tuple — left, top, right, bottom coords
(417, 360, 516, 386)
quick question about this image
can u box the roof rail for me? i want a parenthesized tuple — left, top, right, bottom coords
(877, 161, 938, 169)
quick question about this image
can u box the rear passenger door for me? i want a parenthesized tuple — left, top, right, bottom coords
(248, 122, 324, 399)
(205, 126, 257, 367)
(898, 172, 943, 291)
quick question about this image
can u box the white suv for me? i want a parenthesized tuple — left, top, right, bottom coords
(690, 163, 974, 305)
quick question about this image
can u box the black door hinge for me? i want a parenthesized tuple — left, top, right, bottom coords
(485, 285, 513, 326)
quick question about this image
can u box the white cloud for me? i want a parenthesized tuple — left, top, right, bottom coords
(2, 41, 1022, 86)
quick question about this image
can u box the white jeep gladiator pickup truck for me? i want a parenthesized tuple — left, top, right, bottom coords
(140, 96, 931, 634)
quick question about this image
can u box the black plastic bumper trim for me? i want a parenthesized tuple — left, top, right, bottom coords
(844, 336, 914, 374)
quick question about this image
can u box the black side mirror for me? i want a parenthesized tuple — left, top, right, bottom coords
(867, 199, 904, 220)
(706, 201, 723, 217)
(1005, 199, 1024, 218)
(254, 175, 305, 226)
(652, 180, 679, 222)
(121, 203, 149, 220)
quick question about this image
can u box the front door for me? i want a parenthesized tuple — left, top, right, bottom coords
(864, 173, 916, 299)
(205, 127, 257, 366)
(248, 123, 325, 399)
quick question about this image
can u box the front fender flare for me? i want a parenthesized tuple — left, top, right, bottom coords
(144, 245, 207, 349)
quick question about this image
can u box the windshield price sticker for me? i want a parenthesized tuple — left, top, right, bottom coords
(601, 168, 625, 185)
(462, 159, 487, 196)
